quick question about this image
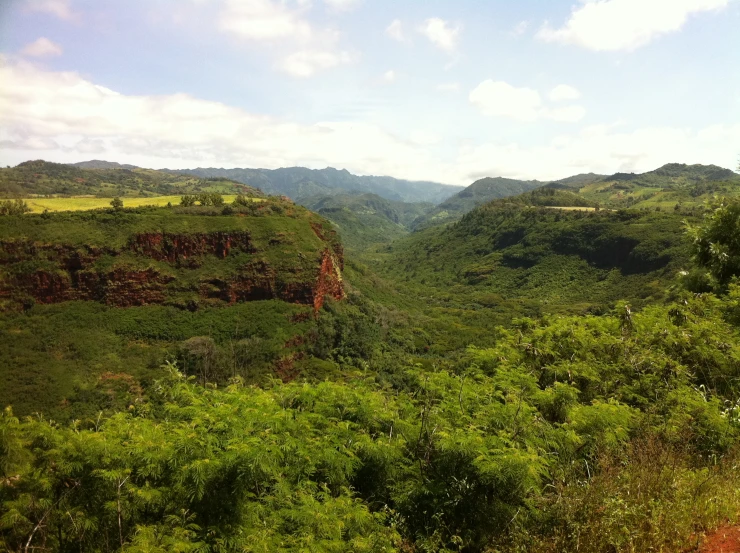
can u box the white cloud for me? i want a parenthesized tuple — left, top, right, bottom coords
(549, 84, 581, 102)
(323, 0, 362, 11)
(280, 49, 352, 77)
(512, 21, 529, 36)
(470, 80, 587, 123)
(21, 37, 63, 58)
(386, 19, 407, 42)
(469, 80, 543, 122)
(212, 0, 353, 77)
(383, 70, 396, 82)
(0, 136, 60, 150)
(538, 0, 731, 52)
(457, 123, 740, 181)
(1, 59, 737, 185)
(437, 82, 460, 93)
(25, 0, 74, 20)
(0, 58, 448, 182)
(545, 105, 587, 123)
(418, 18, 462, 52)
(410, 130, 441, 146)
(218, 0, 312, 41)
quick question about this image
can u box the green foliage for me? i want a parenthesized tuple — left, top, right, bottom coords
(180, 194, 196, 207)
(378, 205, 692, 314)
(0, 300, 316, 418)
(558, 163, 740, 211)
(413, 176, 543, 229)
(233, 194, 252, 206)
(2, 294, 739, 552)
(687, 198, 740, 287)
(0, 160, 264, 198)
(0, 199, 31, 216)
(180, 194, 225, 207)
(110, 197, 124, 210)
(4, 160, 740, 552)
(174, 166, 461, 204)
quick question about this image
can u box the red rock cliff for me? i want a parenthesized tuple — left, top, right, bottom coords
(1, 231, 344, 311)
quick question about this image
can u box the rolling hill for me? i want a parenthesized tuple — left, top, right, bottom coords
(300, 192, 433, 251)
(547, 163, 740, 209)
(410, 163, 739, 228)
(411, 176, 544, 228)
(169, 165, 462, 204)
(0, 160, 264, 198)
(378, 192, 693, 313)
(0, 198, 345, 416)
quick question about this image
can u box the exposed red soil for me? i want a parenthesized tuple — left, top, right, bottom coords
(698, 526, 740, 553)
(1, 233, 344, 311)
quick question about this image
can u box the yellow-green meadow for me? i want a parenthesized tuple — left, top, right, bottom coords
(23, 195, 264, 213)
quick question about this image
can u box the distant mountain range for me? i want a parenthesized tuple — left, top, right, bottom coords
(545, 163, 740, 209)
(0, 160, 262, 198)
(1, 160, 737, 232)
(71, 160, 139, 170)
(409, 163, 740, 228)
(165, 166, 463, 204)
(411, 176, 544, 228)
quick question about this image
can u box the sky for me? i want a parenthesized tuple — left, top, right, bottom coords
(0, 0, 738, 185)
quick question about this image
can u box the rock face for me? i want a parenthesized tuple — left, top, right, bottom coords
(0, 230, 344, 311)
(129, 232, 256, 262)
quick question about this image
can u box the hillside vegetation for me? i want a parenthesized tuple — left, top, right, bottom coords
(2, 160, 740, 553)
(412, 176, 543, 228)
(412, 163, 739, 229)
(172, 165, 462, 203)
(0, 160, 263, 198)
(20, 195, 264, 213)
(0, 199, 345, 415)
(548, 163, 740, 210)
(301, 193, 432, 251)
(2, 290, 740, 552)
(378, 199, 691, 313)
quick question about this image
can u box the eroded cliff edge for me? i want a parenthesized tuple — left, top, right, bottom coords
(0, 204, 344, 311)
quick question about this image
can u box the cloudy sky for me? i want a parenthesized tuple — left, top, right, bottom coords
(0, 0, 738, 184)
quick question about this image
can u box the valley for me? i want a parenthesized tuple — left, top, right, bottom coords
(1, 159, 739, 553)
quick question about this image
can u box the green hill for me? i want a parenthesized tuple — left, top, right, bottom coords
(171, 165, 462, 204)
(4, 159, 740, 553)
(300, 192, 433, 251)
(547, 163, 740, 209)
(412, 176, 544, 228)
(411, 164, 739, 228)
(0, 160, 264, 198)
(379, 198, 692, 313)
(71, 160, 139, 170)
(0, 199, 345, 416)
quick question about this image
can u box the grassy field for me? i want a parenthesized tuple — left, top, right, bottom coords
(23, 195, 264, 213)
(543, 205, 599, 211)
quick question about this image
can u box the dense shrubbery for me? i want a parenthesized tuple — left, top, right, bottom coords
(0, 199, 31, 216)
(3, 192, 740, 552)
(2, 293, 739, 552)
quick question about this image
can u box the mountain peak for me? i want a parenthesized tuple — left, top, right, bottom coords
(71, 160, 139, 170)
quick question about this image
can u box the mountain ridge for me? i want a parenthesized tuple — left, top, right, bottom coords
(164, 165, 463, 204)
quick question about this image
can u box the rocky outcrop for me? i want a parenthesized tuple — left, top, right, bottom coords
(313, 249, 344, 310)
(1, 230, 344, 311)
(129, 232, 255, 263)
(19, 268, 175, 306)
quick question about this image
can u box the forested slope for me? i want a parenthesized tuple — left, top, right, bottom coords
(170, 165, 462, 204)
(0, 160, 262, 198)
(2, 166, 740, 553)
(379, 199, 691, 312)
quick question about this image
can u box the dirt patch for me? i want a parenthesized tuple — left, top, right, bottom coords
(698, 526, 740, 553)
